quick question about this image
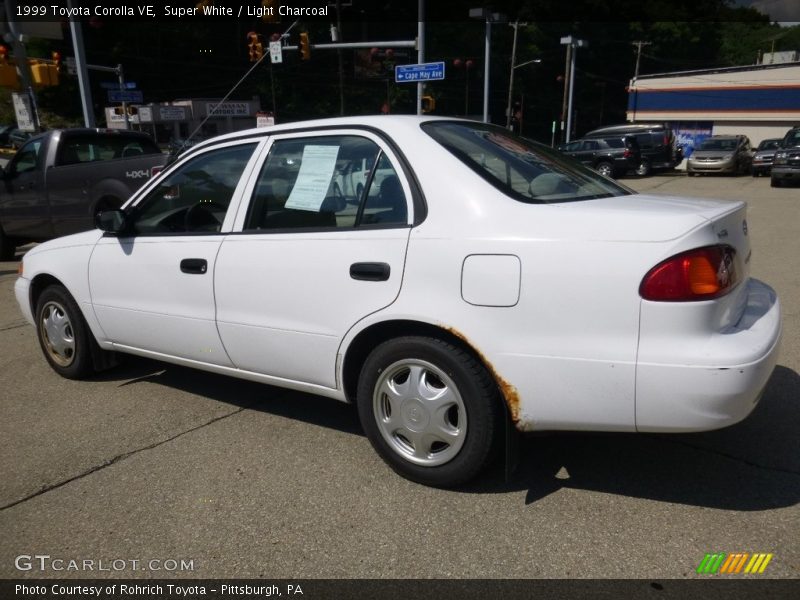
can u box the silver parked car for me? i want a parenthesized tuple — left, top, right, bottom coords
(751, 138, 782, 177)
(687, 135, 752, 175)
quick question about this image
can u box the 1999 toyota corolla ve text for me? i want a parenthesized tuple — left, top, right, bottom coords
(14, 117, 782, 487)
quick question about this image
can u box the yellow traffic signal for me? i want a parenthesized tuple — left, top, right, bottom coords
(421, 95, 436, 113)
(30, 60, 59, 86)
(299, 32, 310, 60)
(247, 31, 264, 62)
(0, 45, 18, 88)
(261, 0, 278, 23)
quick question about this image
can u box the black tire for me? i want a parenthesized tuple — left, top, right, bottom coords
(770, 177, 781, 188)
(356, 336, 503, 487)
(635, 160, 651, 177)
(0, 225, 16, 261)
(594, 161, 614, 179)
(35, 285, 103, 379)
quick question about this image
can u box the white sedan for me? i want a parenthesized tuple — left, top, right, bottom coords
(14, 116, 782, 487)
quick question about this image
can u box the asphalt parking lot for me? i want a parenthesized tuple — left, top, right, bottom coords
(0, 173, 798, 580)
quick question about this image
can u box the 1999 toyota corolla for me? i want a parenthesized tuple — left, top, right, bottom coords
(14, 117, 782, 487)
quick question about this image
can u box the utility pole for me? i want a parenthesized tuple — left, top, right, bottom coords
(417, 0, 425, 115)
(506, 20, 521, 129)
(559, 40, 571, 144)
(560, 36, 587, 143)
(334, 1, 344, 115)
(3, 0, 41, 130)
(632, 40, 651, 80)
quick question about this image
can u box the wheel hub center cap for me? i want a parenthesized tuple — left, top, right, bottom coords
(401, 399, 430, 432)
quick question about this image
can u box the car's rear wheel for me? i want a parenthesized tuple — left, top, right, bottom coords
(635, 160, 651, 177)
(36, 285, 101, 379)
(595, 161, 614, 178)
(357, 336, 503, 487)
(770, 177, 781, 188)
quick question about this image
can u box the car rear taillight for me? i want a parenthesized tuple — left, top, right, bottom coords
(640, 245, 739, 301)
(623, 148, 632, 158)
(150, 165, 164, 177)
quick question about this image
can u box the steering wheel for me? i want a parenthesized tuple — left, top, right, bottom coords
(183, 200, 227, 232)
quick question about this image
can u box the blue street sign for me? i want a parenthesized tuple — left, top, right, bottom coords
(108, 90, 144, 103)
(100, 82, 138, 90)
(395, 62, 445, 83)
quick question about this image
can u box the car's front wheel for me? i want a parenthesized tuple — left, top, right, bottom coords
(357, 336, 503, 487)
(35, 285, 102, 379)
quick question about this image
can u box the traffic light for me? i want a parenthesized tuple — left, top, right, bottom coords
(30, 60, 59, 86)
(421, 95, 436, 113)
(299, 32, 310, 60)
(261, 0, 278, 23)
(247, 31, 264, 62)
(0, 45, 18, 88)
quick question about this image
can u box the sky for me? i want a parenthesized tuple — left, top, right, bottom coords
(738, 0, 800, 23)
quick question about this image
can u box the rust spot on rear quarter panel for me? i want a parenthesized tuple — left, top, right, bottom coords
(445, 326, 523, 428)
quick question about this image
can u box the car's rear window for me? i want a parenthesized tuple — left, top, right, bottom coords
(422, 121, 632, 204)
(57, 133, 161, 166)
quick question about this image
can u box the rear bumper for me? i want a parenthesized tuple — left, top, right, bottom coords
(635, 279, 781, 432)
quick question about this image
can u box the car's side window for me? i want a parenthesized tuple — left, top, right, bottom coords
(6, 139, 43, 176)
(244, 135, 408, 231)
(359, 153, 408, 225)
(129, 143, 257, 235)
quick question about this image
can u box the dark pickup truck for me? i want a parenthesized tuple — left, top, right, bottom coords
(0, 128, 167, 259)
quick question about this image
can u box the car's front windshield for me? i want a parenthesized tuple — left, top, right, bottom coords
(422, 121, 632, 204)
(700, 138, 737, 151)
(782, 130, 800, 148)
(758, 139, 779, 151)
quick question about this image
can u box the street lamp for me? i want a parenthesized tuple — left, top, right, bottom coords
(560, 35, 588, 143)
(470, 8, 507, 123)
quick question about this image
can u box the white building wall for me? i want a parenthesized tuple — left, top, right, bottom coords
(712, 121, 796, 146)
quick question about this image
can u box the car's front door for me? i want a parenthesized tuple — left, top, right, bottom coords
(88, 140, 262, 364)
(215, 131, 413, 389)
(0, 137, 51, 238)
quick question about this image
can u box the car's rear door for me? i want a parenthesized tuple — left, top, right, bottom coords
(214, 130, 413, 389)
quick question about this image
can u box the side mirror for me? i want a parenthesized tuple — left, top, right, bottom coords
(95, 209, 128, 234)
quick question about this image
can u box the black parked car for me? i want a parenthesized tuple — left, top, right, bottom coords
(0, 125, 13, 147)
(771, 126, 800, 188)
(584, 123, 680, 176)
(558, 136, 640, 179)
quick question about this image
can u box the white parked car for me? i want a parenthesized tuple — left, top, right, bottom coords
(14, 116, 782, 487)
